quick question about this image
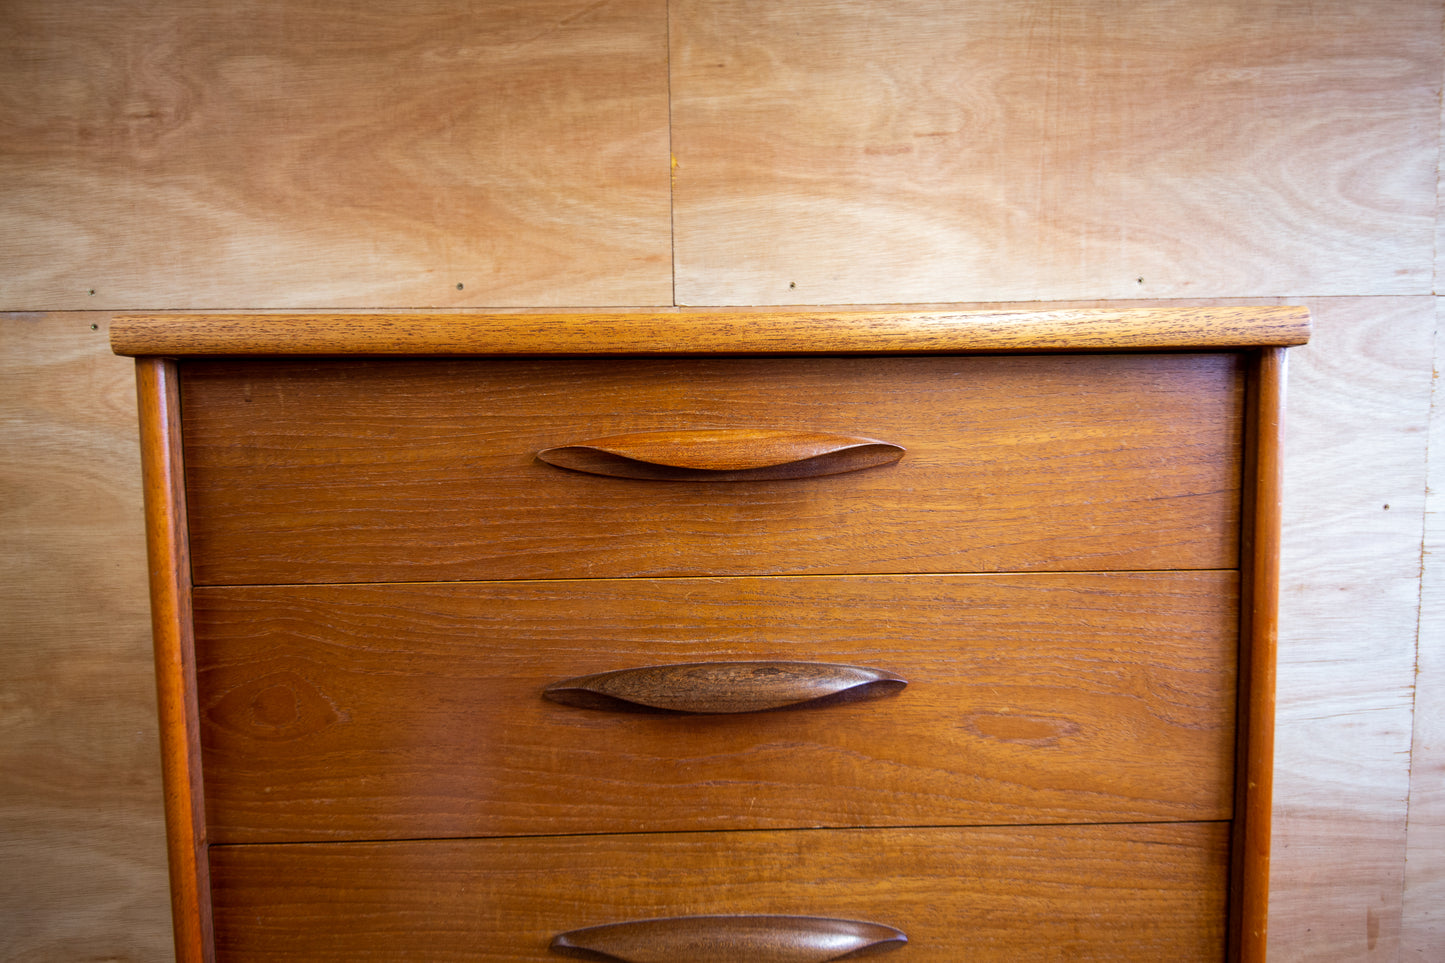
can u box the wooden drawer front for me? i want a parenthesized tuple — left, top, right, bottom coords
(209, 822, 1229, 961)
(180, 354, 1243, 585)
(195, 572, 1236, 843)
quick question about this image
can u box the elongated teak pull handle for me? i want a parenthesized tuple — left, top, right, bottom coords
(550, 915, 907, 962)
(536, 429, 904, 480)
(542, 661, 906, 714)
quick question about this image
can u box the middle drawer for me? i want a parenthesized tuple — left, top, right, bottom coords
(195, 572, 1237, 843)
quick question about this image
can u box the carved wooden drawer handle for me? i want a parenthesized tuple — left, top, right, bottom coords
(536, 429, 905, 480)
(542, 661, 907, 714)
(550, 915, 908, 962)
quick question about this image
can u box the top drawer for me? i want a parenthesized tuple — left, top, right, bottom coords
(180, 353, 1242, 585)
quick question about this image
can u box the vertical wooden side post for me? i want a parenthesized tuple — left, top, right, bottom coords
(137, 358, 213, 962)
(1232, 347, 1286, 962)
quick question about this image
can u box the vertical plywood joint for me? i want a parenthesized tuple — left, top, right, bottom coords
(136, 358, 213, 963)
(1230, 348, 1286, 963)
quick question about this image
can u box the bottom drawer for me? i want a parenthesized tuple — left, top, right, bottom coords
(209, 822, 1229, 961)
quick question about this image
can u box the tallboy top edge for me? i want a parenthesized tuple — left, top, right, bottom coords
(110, 306, 1310, 357)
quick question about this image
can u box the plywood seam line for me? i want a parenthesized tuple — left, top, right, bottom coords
(48, 293, 1445, 317)
(1403, 314, 1440, 876)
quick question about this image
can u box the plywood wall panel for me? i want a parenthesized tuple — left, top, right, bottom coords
(1401, 298, 1443, 959)
(1436, 41, 1444, 297)
(1270, 296, 1436, 960)
(0, 313, 172, 960)
(670, 1, 1440, 306)
(0, 0, 673, 310)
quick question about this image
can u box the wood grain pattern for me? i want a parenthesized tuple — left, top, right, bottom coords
(192, 573, 1237, 842)
(670, 0, 1439, 305)
(695, 295, 1434, 960)
(1401, 298, 1444, 960)
(207, 823, 1230, 961)
(1231, 347, 1286, 961)
(887, 297, 1434, 959)
(0, 0, 672, 310)
(0, 313, 172, 961)
(550, 915, 908, 963)
(108, 305, 1311, 356)
(178, 353, 1243, 585)
(14, 301, 1418, 961)
(1438, 42, 1445, 297)
(541, 661, 909, 713)
(0, 0, 1434, 954)
(135, 360, 211, 963)
(535, 428, 907, 480)
(1268, 296, 1435, 960)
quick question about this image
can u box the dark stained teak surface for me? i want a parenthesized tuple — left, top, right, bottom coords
(111, 306, 1309, 356)
(209, 821, 1231, 954)
(208, 823, 1230, 961)
(193, 572, 1237, 842)
(115, 308, 1301, 962)
(540, 660, 910, 713)
(177, 353, 1243, 585)
(549, 914, 909, 963)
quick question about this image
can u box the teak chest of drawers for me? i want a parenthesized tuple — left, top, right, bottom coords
(113, 307, 1309, 962)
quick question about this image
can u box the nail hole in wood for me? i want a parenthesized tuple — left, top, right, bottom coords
(456, 283, 464, 290)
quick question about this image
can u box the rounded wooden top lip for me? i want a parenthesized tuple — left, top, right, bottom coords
(110, 306, 1310, 357)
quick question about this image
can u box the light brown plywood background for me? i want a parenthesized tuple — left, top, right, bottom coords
(0, 0, 673, 309)
(1402, 300, 1443, 960)
(1, 2, 1440, 960)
